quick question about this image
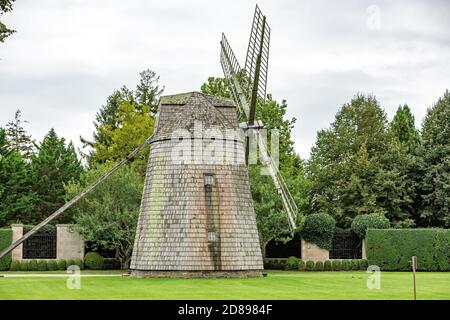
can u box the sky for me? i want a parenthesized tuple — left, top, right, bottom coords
(0, 0, 449, 159)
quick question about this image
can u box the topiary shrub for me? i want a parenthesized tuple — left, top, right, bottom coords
(359, 259, 369, 270)
(305, 260, 315, 271)
(0, 228, 12, 271)
(298, 260, 305, 271)
(84, 252, 104, 270)
(57, 260, 67, 271)
(301, 213, 336, 250)
(37, 260, 47, 271)
(350, 259, 359, 270)
(324, 260, 332, 271)
(314, 261, 324, 271)
(285, 256, 299, 270)
(48, 260, 58, 271)
(351, 213, 390, 238)
(332, 260, 341, 271)
(342, 260, 350, 271)
(19, 261, 29, 271)
(10, 261, 20, 271)
(28, 260, 38, 271)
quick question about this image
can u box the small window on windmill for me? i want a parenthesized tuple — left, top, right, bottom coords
(204, 174, 214, 186)
(208, 231, 217, 242)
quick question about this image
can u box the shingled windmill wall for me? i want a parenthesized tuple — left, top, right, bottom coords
(130, 92, 264, 277)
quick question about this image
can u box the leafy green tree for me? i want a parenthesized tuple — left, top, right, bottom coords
(418, 90, 450, 227)
(81, 70, 162, 167)
(0, 0, 15, 43)
(0, 128, 35, 226)
(200, 77, 231, 98)
(307, 94, 414, 228)
(5, 110, 35, 159)
(390, 105, 420, 154)
(31, 129, 82, 224)
(65, 164, 144, 269)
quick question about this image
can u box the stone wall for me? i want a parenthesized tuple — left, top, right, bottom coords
(301, 239, 329, 262)
(10, 224, 84, 261)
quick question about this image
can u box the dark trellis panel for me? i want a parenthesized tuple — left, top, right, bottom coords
(330, 230, 362, 259)
(22, 228, 57, 259)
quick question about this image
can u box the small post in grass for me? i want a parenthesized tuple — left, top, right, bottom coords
(412, 256, 417, 300)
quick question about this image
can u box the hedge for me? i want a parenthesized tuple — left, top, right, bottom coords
(351, 213, 390, 238)
(285, 256, 299, 270)
(301, 213, 336, 250)
(0, 228, 12, 271)
(84, 252, 103, 270)
(366, 229, 450, 271)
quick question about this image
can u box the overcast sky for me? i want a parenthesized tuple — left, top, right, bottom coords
(1, 0, 449, 159)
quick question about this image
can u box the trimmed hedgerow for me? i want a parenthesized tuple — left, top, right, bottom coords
(324, 260, 332, 271)
(350, 259, 359, 270)
(28, 260, 38, 271)
(351, 213, 390, 238)
(305, 260, 315, 271)
(359, 259, 368, 270)
(10, 261, 20, 271)
(0, 228, 12, 271)
(57, 260, 67, 271)
(298, 260, 305, 271)
(366, 229, 450, 271)
(84, 252, 103, 270)
(19, 261, 28, 271)
(47, 260, 58, 271)
(342, 260, 350, 271)
(285, 256, 299, 270)
(301, 213, 336, 250)
(37, 260, 47, 271)
(314, 261, 324, 271)
(332, 260, 341, 271)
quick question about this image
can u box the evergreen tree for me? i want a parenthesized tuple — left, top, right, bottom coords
(31, 129, 83, 224)
(390, 105, 421, 154)
(418, 90, 450, 227)
(0, 128, 35, 226)
(135, 69, 164, 114)
(5, 110, 35, 159)
(307, 94, 413, 228)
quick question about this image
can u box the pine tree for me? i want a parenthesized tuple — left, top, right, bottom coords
(31, 129, 83, 224)
(135, 69, 164, 114)
(5, 109, 35, 159)
(0, 128, 35, 226)
(418, 90, 450, 227)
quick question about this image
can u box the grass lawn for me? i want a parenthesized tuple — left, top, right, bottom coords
(0, 271, 449, 300)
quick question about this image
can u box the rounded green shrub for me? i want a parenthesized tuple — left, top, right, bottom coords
(305, 260, 315, 271)
(324, 260, 332, 271)
(301, 213, 336, 250)
(57, 260, 67, 271)
(285, 256, 299, 270)
(359, 259, 369, 270)
(10, 261, 20, 271)
(47, 260, 58, 271)
(342, 260, 350, 271)
(37, 260, 47, 271)
(350, 259, 359, 270)
(19, 261, 29, 271)
(67, 259, 76, 267)
(314, 261, 324, 271)
(84, 252, 104, 270)
(351, 213, 390, 238)
(28, 260, 38, 271)
(298, 260, 305, 271)
(332, 260, 341, 271)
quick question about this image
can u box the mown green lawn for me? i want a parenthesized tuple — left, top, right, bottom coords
(0, 271, 449, 300)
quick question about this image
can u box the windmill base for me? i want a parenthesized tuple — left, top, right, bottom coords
(130, 270, 263, 278)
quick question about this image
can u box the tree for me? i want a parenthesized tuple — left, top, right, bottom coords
(307, 94, 414, 228)
(81, 70, 162, 167)
(5, 110, 35, 159)
(65, 163, 144, 269)
(31, 129, 83, 224)
(0, 128, 35, 226)
(418, 90, 450, 227)
(89, 101, 155, 175)
(390, 105, 420, 154)
(200, 77, 231, 98)
(0, 0, 15, 43)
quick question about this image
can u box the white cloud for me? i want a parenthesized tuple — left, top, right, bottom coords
(0, 0, 449, 159)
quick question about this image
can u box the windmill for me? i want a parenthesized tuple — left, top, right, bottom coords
(220, 4, 298, 233)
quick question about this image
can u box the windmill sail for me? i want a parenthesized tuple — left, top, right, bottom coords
(220, 4, 298, 233)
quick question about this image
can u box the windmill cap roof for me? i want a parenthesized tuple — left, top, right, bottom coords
(159, 91, 235, 107)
